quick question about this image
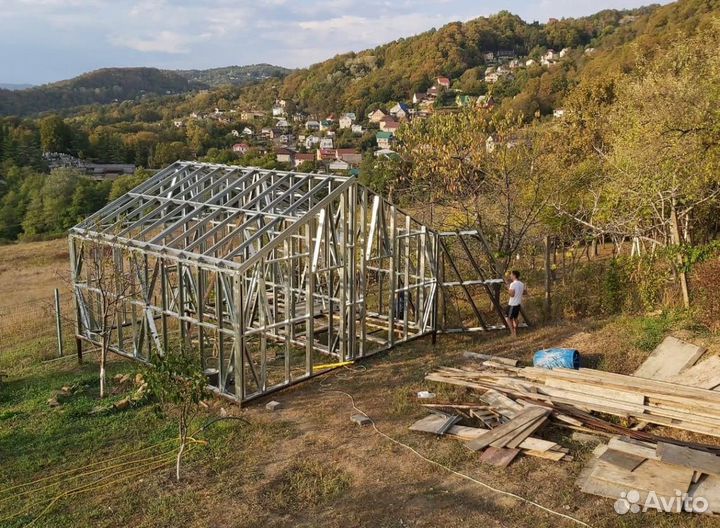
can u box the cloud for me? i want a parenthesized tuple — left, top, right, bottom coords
(110, 30, 212, 54)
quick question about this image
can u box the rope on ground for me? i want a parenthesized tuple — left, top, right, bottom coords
(320, 387, 593, 528)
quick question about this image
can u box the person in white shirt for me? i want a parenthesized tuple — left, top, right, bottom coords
(506, 270, 525, 337)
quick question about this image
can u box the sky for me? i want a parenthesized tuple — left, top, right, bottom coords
(0, 0, 670, 85)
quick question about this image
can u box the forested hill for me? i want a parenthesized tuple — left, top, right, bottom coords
(276, 7, 659, 116)
(176, 64, 292, 88)
(0, 65, 289, 116)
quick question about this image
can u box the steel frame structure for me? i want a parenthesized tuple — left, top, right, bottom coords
(70, 161, 510, 404)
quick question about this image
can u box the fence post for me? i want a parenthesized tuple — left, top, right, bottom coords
(54, 289, 64, 357)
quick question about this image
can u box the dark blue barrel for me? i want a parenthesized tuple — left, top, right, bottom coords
(533, 348, 580, 369)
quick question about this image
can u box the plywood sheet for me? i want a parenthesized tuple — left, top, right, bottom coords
(657, 442, 720, 477)
(633, 336, 705, 381)
(668, 355, 720, 390)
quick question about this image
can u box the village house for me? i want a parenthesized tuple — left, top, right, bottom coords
(276, 147, 295, 164)
(389, 102, 410, 120)
(305, 135, 320, 149)
(559, 48, 571, 58)
(338, 115, 354, 129)
(261, 127, 273, 138)
(436, 76, 450, 89)
(335, 148, 362, 165)
(231, 129, 240, 137)
(329, 159, 350, 172)
(276, 119, 290, 130)
(351, 124, 363, 135)
(509, 59, 522, 69)
(319, 137, 334, 149)
(305, 120, 320, 131)
(242, 127, 254, 136)
(316, 148, 337, 161)
(376, 131, 394, 149)
(413, 92, 428, 105)
(485, 71, 500, 84)
(379, 117, 400, 133)
(293, 153, 315, 168)
(240, 110, 265, 120)
(483, 51, 495, 63)
(272, 104, 286, 117)
(232, 143, 250, 154)
(477, 95, 495, 109)
(368, 109, 387, 123)
(319, 120, 332, 131)
(375, 148, 399, 159)
(427, 86, 439, 98)
(553, 109, 566, 119)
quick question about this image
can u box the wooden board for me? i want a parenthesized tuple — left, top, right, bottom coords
(657, 442, 720, 477)
(607, 437, 659, 461)
(633, 336, 705, 381)
(591, 458, 694, 497)
(598, 448, 646, 471)
(504, 414, 549, 449)
(689, 475, 720, 514)
(668, 355, 720, 390)
(466, 406, 548, 451)
(479, 446, 520, 467)
(410, 417, 559, 453)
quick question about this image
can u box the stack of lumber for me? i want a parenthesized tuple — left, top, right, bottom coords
(579, 436, 720, 513)
(409, 412, 571, 466)
(426, 364, 720, 438)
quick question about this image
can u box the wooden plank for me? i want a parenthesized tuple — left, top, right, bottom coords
(543, 377, 646, 405)
(633, 336, 706, 381)
(668, 355, 720, 390)
(463, 351, 518, 366)
(504, 413, 549, 449)
(591, 458, 694, 497)
(479, 446, 521, 467)
(607, 437, 659, 461)
(465, 406, 548, 451)
(690, 475, 720, 514)
(598, 448, 646, 471)
(657, 442, 720, 477)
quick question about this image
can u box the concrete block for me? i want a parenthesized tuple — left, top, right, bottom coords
(266, 400, 282, 411)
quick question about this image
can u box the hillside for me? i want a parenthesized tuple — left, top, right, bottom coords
(275, 7, 660, 116)
(176, 64, 291, 87)
(0, 64, 290, 117)
(0, 68, 198, 116)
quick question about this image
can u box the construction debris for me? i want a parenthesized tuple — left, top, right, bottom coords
(633, 336, 705, 381)
(579, 437, 720, 513)
(351, 414, 372, 426)
(265, 400, 282, 412)
(426, 364, 720, 439)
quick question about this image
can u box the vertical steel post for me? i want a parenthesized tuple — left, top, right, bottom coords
(54, 288, 64, 357)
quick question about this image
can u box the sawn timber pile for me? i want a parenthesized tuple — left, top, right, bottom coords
(426, 364, 720, 439)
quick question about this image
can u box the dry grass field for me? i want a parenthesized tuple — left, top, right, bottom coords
(1, 239, 720, 527)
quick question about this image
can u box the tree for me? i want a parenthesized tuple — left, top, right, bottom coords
(39, 115, 72, 153)
(83, 241, 137, 399)
(144, 350, 208, 481)
(398, 109, 556, 275)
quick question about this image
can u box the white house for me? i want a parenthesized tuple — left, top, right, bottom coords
(272, 105, 285, 117)
(329, 160, 350, 172)
(242, 127, 254, 136)
(304, 135, 321, 149)
(276, 119, 290, 129)
(305, 120, 320, 130)
(485, 72, 500, 84)
(339, 115, 353, 129)
(319, 138, 334, 149)
(351, 124, 363, 135)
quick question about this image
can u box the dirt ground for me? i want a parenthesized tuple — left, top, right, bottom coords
(2, 239, 720, 527)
